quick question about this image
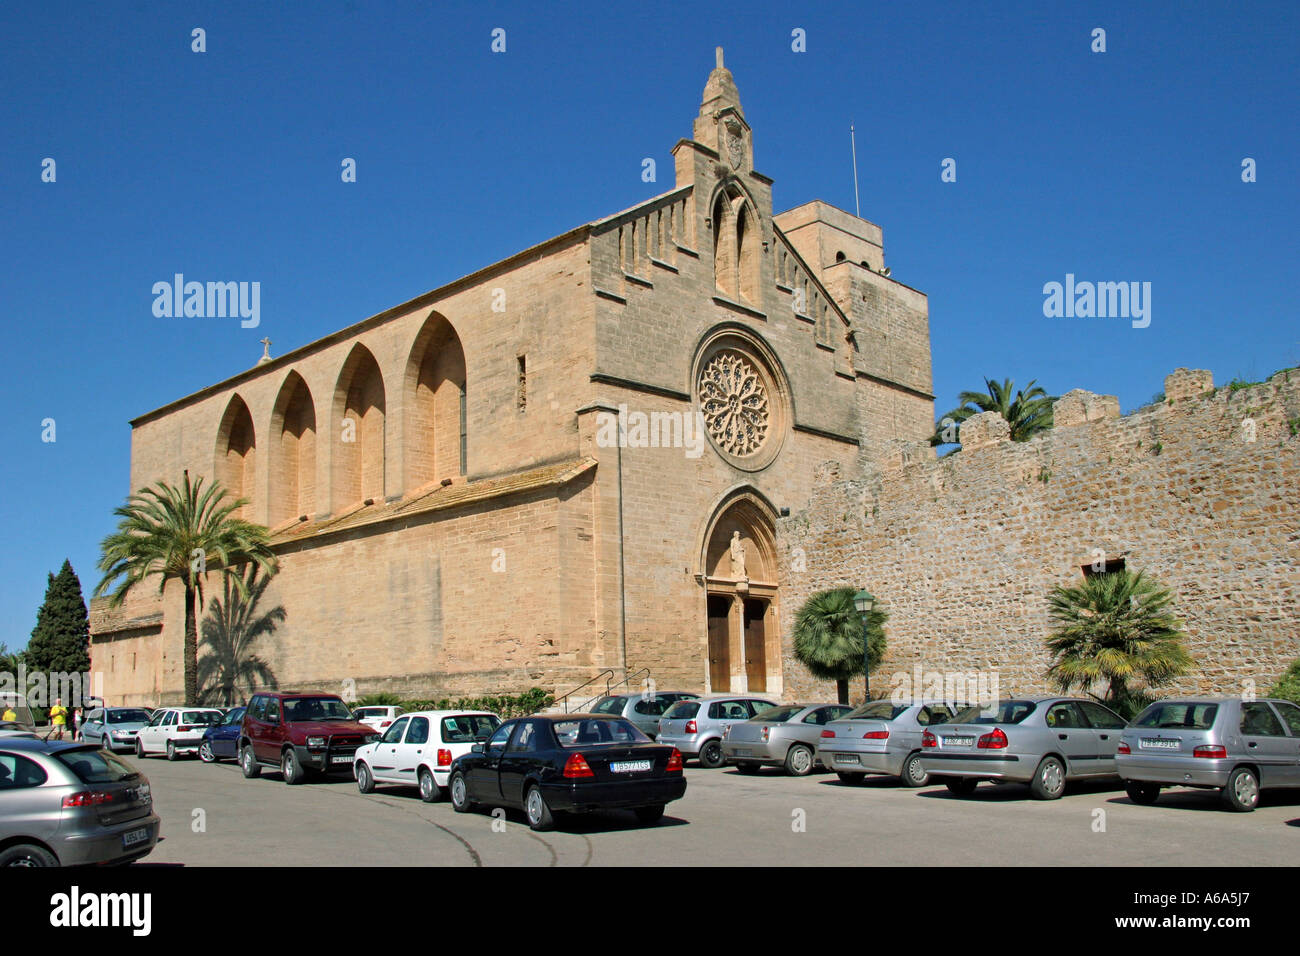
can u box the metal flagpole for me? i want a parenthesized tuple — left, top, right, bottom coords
(850, 123, 861, 218)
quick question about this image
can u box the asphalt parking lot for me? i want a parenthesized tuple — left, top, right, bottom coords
(127, 754, 1300, 866)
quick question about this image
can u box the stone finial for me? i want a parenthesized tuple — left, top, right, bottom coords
(1053, 389, 1120, 427)
(959, 411, 1011, 450)
(716, 46, 724, 69)
(1164, 368, 1214, 403)
(257, 337, 272, 365)
(701, 48, 743, 117)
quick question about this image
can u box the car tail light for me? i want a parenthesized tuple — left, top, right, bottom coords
(1193, 745, 1227, 759)
(977, 728, 1009, 750)
(863, 730, 889, 739)
(922, 731, 937, 748)
(63, 791, 115, 808)
(563, 753, 595, 778)
(380, 721, 392, 729)
(177, 725, 192, 733)
(666, 748, 683, 773)
(1117, 741, 1131, 755)
(820, 729, 835, 738)
(437, 749, 452, 768)
(685, 720, 697, 734)
(761, 726, 770, 742)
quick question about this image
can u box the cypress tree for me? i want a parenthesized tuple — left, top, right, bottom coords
(27, 560, 92, 675)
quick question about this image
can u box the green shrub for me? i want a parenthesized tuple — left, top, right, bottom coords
(391, 687, 555, 719)
(1269, 659, 1300, 706)
(357, 692, 403, 707)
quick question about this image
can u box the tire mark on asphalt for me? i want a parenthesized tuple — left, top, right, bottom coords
(326, 786, 485, 868)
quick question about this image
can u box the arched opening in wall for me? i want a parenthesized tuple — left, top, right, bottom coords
(404, 313, 467, 491)
(700, 492, 781, 694)
(214, 394, 256, 518)
(736, 202, 759, 304)
(712, 191, 737, 299)
(332, 344, 386, 511)
(269, 371, 317, 526)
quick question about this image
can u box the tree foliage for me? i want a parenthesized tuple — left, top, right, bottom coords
(26, 560, 91, 676)
(933, 377, 1056, 447)
(792, 587, 888, 703)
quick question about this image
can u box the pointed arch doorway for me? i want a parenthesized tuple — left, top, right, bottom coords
(701, 493, 782, 695)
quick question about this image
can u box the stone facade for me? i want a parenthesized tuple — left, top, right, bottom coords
(90, 51, 935, 706)
(778, 368, 1300, 701)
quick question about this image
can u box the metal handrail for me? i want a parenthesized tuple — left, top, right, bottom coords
(554, 670, 615, 714)
(574, 667, 653, 712)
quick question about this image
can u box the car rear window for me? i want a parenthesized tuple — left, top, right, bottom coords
(663, 701, 699, 720)
(55, 748, 139, 784)
(181, 711, 221, 725)
(1134, 702, 1219, 730)
(553, 718, 649, 747)
(754, 705, 803, 722)
(441, 714, 501, 743)
(844, 701, 907, 721)
(953, 700, 1036, 724)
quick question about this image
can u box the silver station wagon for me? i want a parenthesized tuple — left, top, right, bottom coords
(1116, 697, 1300, 812)
(721, 702, 852, 776)
(657, 695, 779, 768)
(817, 700, 965, 787)
(917, 696, 1128, 799)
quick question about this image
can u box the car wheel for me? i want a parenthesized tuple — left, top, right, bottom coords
(0, 844, 58, 867)
(1222, 767, 1259, 812)
(241, 745, 261, 778)
(784, 744, 815, 777)
(945, 777, 978, 796)
(837, 771, 866, 785)
(166, 740, 177, 761)
(699, 740, 725, 769)
(450, 771, 473, 812)
(901, 751, 930, 788)
(281, 749, 304, 785)
(735, 762, 760, 775)
(419, 768, 442, 803)
(1030, 756, 1066, 800)
(356, 761, 375, 794)
(634, 804, 666, 825)
(525, 785, 555, 831)
(1125, 782, 1161, 806)
(135, 738, 146, 759)
(199, 741, 216, 764)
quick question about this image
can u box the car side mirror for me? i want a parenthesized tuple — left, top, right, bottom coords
(471, 743, 484, 754)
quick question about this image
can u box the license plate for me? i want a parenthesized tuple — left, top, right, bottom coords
(944, 736, 975, 747)
(733, 748, 752, 757)
(331, 754, 353, 764)
(610, 760, 651, 773)
(122, 826, 150, 849)
(1140, 738, 1180, 750)
(834, 754, 859, 764)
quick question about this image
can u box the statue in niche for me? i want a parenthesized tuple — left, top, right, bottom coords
(729, 530, 747, 580)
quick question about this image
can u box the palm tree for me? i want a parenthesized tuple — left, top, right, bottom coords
(792, 587, 888, 704)
(933, 377, 1056, 447)
(94, 473, 278, 705)
(197, 565, 283, 706)
(1045, 569, 1194, 718)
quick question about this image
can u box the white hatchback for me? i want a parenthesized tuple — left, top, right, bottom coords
(354, 710, 501, 802)
(353, 706, 405, 733)
(134, 707, 224, 760)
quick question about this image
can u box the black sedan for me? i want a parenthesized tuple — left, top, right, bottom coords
(448, 714, 686, 830)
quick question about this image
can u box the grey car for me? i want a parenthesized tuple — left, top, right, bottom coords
(0, 738, 160, 866)
(916, 696, 1128, 799)
(1116, 697, 1300, 812)
(80, 707, 154, 753)
(721, 702, 852, 775)
(657, 695, 780, 768)
(589, 692, 700, 739)
(817, 699, 965, 787)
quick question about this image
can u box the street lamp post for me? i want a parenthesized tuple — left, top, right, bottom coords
(853, 589, 875, 701)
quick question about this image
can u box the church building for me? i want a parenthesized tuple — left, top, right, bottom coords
(89, 51, 935, 705)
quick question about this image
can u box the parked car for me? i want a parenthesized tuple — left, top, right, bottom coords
(199, 707, 248, 763)
(588, 692, 700, 739)
(0, 722, 38, 740)
(0, 694, 36, 729)
(917, 696, 1128, 799)
(81, 707, 153, 753)
(816, 700, 966, 786)
(134, 707, 225, 760)
(1116, 697, 1300, 812)
(448, 713, 686, 830)
(721, 702, 853, 775)
(355, 710, 501, 801)
(353, 705, 405, 734)
(240, 692, 378, 785)
(0, 738, 160, 866)
(657, 695, 779, 767)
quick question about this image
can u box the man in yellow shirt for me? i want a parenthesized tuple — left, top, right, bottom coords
(49, 698, 69, 740)
(1, 704, 16, 722)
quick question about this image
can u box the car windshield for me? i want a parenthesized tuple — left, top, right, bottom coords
(441, 714, 501, 743)
(663, 701, 700, 720)
(553, 718, 649, 747)
(590, 697, 627, 715)
(1135, 702, 1219, 730)
(843, 701, 907, 721)
(753, 705, 803, 722)
(56, 748, 139, 784)
(108, 710, 152, 724)
(181, 711, 222, 725)
(283, 698, 354, 722)
(952, 700, 1036, 724)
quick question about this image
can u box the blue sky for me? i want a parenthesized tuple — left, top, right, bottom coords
(1, 1, 1296, 648)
